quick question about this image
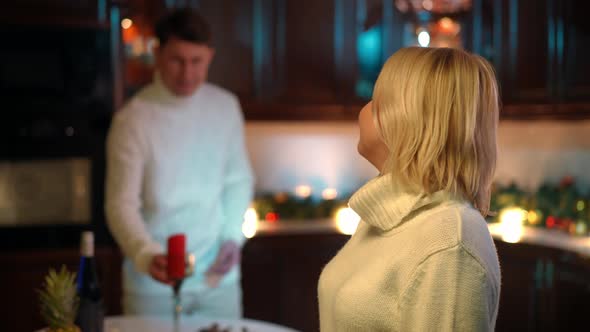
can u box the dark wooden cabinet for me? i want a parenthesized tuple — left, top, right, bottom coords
(483, 0, 590, 118)
(2, 0, 590, 119)
(495, 240, 590, 332)
(241, 233, 349, 332)
(562, 0, 590, 102)
(2, 234, 590, 332)
(243, 234, 590, 332)
(0, 0, 109, 26)
(195, 0, 256, 100)
(549, 251, 590, 331)
(495, 241, 548, 331)
(505, 0, 552, 103)
(192, 0, 590, 120)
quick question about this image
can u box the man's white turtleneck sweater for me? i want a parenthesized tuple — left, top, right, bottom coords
(105, 77, 254, 295)
(318, 174, 501, 331)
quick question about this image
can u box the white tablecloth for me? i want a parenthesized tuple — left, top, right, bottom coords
(104, 315, 299, 332)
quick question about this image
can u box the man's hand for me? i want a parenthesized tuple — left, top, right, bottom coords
(206, 241, 241, 276)
(148, 254, 174, 285)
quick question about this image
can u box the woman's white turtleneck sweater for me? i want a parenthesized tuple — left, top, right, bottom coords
(105, 77, 254, 294)
(318, 174, 501, 331)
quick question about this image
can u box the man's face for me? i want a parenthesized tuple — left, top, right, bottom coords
(155, 36, 215, 97)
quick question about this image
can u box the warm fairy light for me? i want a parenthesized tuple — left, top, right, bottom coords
(418, 30, 430, 47)
(439, 17, 453, 30)
(499, 208, 527, 243)
(322, 188, 338, 200)
(121, 18, 133, 30)
(265, 212, 279, 223)
(335, 207, 361, 235)
(577, 200, 585, 212)
(576, 221, 588, 235)
(527, 210, 540, 225)
(295, 185, 312, 198)
(422, 0, 434, 10)
(242, 207, 259, 239)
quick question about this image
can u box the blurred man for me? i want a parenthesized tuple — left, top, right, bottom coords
(105, 8, 253, 317)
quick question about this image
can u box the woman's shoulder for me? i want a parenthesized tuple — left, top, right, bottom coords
(408, 202, 496, 261)
(453, 204, 500, 281)
(409, 203, 500, 282)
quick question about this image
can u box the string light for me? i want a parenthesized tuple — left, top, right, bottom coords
(322, 188, 338, 200)
(418, 30, 431, 47)
(499, 208, 527, 243)
(335, 207, 361, 235)
(242, 207, 259, 239)
(295, 185, 312, 199)
(121, 18, 133, 30)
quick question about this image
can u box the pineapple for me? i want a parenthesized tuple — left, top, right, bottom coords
(38, 265, 81, 332)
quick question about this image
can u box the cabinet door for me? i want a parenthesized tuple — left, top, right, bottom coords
(562, 0, 590, 101)
(241, 233, 349, 332)
(241, 0, 355, 105)
(196, 0, 256, 99)
(500, 0, 553, 104)
(550, 253, 590, 331)
(498, 0, 590, 118)
(201, 0, 343, 104)
(192, 0, 307, 117)
(0, 0, 107, 26)
(495, 241, 543, 331)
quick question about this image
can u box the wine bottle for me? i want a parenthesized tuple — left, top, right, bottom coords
(75, 231, 104, 332)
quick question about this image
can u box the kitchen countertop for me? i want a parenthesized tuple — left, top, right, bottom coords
(253, 219, 590, 258)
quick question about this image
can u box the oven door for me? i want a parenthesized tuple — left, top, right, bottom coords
(0, 158, 91, 226)
(0, 112, 111, 249)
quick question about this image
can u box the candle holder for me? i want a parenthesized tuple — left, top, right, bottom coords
(172, 253, 195, 327)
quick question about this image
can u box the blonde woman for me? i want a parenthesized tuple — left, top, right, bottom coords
(318, 47, 501, 331)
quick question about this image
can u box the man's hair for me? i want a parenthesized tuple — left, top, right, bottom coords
(155, 8, 211, 47)
(372, 47, 500, 217)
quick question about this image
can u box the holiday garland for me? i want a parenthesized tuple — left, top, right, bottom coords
(253, 192, 349, 222)
(490, 176, 589, 235)
(254, 176, 589, 236)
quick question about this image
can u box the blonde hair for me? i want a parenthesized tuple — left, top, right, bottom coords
(373, 47, 499, 216)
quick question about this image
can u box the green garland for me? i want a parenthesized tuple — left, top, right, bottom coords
(490, 176, 589, 235)
(253, 192, 349, 221)
(254, 176, 590, 235)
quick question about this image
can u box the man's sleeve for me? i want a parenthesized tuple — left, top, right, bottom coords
(105, 112, 163, 273)
(219, 99, 255, 246)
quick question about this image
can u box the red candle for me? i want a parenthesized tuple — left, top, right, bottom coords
(167, 234, 186, 280)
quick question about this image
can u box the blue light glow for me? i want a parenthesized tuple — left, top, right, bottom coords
(357, 26, 382, 71)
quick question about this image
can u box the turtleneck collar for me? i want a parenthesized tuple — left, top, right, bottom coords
(141, 71, 204, 108)
(348, 173, 457, 232)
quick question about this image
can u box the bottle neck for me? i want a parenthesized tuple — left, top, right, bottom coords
(77, 232, 101, 300)
(80, 231, 94, 257)
(78, 256, 101, 299)
(81, 246, 94, 257)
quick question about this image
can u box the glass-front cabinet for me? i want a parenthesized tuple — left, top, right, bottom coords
(116, 0, 590, 119)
